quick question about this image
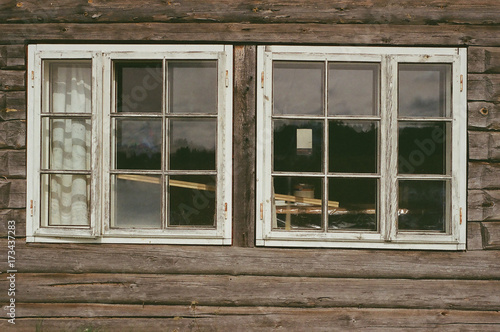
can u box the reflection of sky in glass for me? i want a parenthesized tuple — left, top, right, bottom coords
(273, 62, 324, 115)
(399, 64, 451, 117)
(169, 61, 217, 114)
(170, 119, 216, 152)
(328, 63, 379, 116)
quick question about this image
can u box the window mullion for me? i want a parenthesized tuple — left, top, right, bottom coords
(381, 55, 399, 242)
(323, 60, 328, 233)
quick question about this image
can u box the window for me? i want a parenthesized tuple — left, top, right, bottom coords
(27, 45, 233, 244)
(256, 46, 467, 250)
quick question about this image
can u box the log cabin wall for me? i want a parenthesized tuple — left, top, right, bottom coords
(0, 0, 500, 330)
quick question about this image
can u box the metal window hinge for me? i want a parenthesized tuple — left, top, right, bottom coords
(225, 70, 229, 87)
(460, 207, 463, 225)
(260, 203, 263, 220)
(224, 202, 228, 219)
(31, 70, 35, 81)
(460, 75, 463, 92)
(261, 71, 264, 88)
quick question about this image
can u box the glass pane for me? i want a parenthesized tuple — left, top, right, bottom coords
(41, 174, 90, 226)
(328, 63, 379, 116)
(114, 119, 162, 170)
(42, 118, 91, 170)
(329, 120, 378, 173)
(398, 122, 449, 175)
(111, 174, 162, 228)
(399, 64, 451, 117)
(169, 175, 216, 227)
(115, 61, 163, 113)
(273, 176, 323, 230)
(328, 178, 377, 231)
(169, 61, 217, 114)
(273, 61, 324, 115)
(170, 119, 216, 170)
(45, 61, 92, 114)
(273, 120, 323, 172)
(398, 180, 448, 232)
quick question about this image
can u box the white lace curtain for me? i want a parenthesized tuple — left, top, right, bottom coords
(48, 63, 91, 226)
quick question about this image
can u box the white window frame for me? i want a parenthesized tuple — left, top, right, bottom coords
(27, 44, 233, 244)
(256, 46, 467, 250)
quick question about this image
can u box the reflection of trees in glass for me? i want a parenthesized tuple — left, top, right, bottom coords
(170, 138, 216, 170)
(398, 180, 445, 231)
(274, 121, 323, 172)
(116, 121, 162, 170)
(398, 123, 446, 174)
(329, 121, 377, 173)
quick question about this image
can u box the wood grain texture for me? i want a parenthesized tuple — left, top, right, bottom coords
(469, 47, 500, 74)
(0, 90, 26, 121)
(0, 44, 25, 69)
(1, 0, 499, 25)
(468, 131, 500, 161)
(469, 162, 500, 189)
(0, 69, 25, 91)
(468, 189, 500, 221)
(468, 102, 500, 130)
(2, 305, 500, 332)
(0, 149, 26, 178)
(0, 120, 26, 149)
(233, 45, 256, 247)
(1, 23, 500, 46)
(467, 221, 484, 250)
(0, 178, 26, 208)
(2, 273, 500, 310)
(482, 221, 500, 249)
(468, 74, 500, 102)
(0, 208, 25, 237)
(3, 239, 500, 279)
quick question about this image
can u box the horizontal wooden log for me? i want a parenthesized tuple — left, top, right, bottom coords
(0, 69, 25, 91)
(0, 208, 25, 237)
(0, 90, 26, 120)
(468, 189, 500, 221)
(1, 23, 500, 46)
(0, 45, 25, 69)
(468, 74, 500, 102)
(0, 178, 26, 208)
(4, 239, 500, 279)
(467, 221, 484, 250)
(468, 162, 500, 189)
(2, 273, 500, 310)
(468, 131, 500, 161)
(468, 102, 500, 130)
(0, 120, 26, 149)
(2, 305, 499, 331)
(1, 0, 500, 26)
(469, 47, 500, 74)
(0, 149, 26, 178)
(482, 221, 500, 249)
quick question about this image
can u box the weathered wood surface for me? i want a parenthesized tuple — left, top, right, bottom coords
(469, 47, 500, 74)
(0, 44, 25, 69)
(0, 179, 26, 208)
(467, 221, 484, 250)
(482, 221, 500, 249)
(3, 239, 500, 279)
(2, 305, 500, 332)
(468, 189, 500, 221)
(468, 74, 500, 102)
(469, 162, 500, 189)
(1, 0, 500, 25)
(2, 273, 500, 310)
(468, 102, 500, 130)
(468, 131, 500, 161)
(0, 149, 26, 178)
(0, 69, 25, 91)
(1, 23, 500, 46)
(0, 208, 25, 237)
(0, 120, 26, 149)
(233, 45, 256, 247)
